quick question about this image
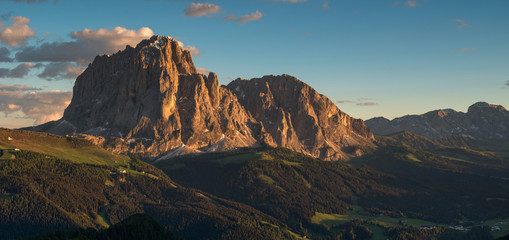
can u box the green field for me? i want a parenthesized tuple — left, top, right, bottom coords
(311, 196, 440, 228)
(0, 128, 129, 166)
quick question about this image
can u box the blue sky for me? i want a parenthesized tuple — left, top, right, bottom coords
(0, 0, 508, 128)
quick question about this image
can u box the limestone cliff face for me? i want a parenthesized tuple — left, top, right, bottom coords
(226, 75, 374, 160)
(42, 36, 257, 157)
(365, 102, 509, 140)
(32, 36, 374, 160)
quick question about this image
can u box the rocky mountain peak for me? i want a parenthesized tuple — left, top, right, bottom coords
(29, 36, 374, 160)
(366, 102, 509, 140)
(467, 101, 507, 113)
(227, 74, 374, 160)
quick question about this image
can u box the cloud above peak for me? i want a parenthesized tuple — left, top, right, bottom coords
(184, 3, 221, 17)
(0, 16, 35, 46)
(15, 26, 154, 65)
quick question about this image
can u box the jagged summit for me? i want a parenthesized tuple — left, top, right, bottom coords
(227, 74, 374, 159)
(29, 36, 374, 160)
(366, 102, 509, 140)
(467, 101, 507, 113)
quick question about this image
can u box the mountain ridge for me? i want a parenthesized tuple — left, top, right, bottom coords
(28, 35, 374, 161)
(365, 101, 509, 140)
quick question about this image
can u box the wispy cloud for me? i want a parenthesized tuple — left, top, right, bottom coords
(450, 48, 476, 53)
(0, 85, 71, 125)
(406, 0, 417, 7)
(0, 84, 41, 91)
(197, 67, 209, 75)
(336, 98, 380, 106)
(184, 3, 220, 17)
(506, 80, 509, 87)
(236, 11, 263, 24)
(454, 19, 469, 29)
(0, 63, 41, 78)
(392, 1, 418, 7)
(322, 0, 330, 10)
(183, 45, 200, 56)
(223, 14, 236, 21)
(356, 102, 379, 106)
(37, 62, 84, 81)
(0, 16, 35, 46)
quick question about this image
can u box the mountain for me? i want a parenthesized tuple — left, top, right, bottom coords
(226, 75, 374, 160)
(365, 102, 509, 140)
(28, 35, 373, 160)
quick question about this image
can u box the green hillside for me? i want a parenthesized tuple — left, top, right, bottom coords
(0, 128, 129, 166)
(4, 127, 509, 239)
(0, 130, 297, 240)
(155, 143, 509, 239)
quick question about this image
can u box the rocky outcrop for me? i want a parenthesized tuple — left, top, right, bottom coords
(365, 102, 509, 140)
(29, 36, 374, 160)
(226, 75, 374, 159)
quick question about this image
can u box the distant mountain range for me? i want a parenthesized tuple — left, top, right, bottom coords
(27, 35, 373, 161)
(366, 102, 509, 140)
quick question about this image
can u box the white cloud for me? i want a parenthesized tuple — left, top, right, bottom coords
(197, 67, 209, 75)
(0, 86, 71, 125)
(183, 45, 200, 56)
(0, 16, 35, 46)
(16, 26, 154, 65)
(38, 62, 85, 80)
(237, 11, 263, 24)
(184, 3, 221, 17)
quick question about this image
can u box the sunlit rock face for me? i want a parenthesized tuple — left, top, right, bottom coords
(227, 75, 374, 160)
(31, 36, 375, 160)
(366, 102, 509, 140)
